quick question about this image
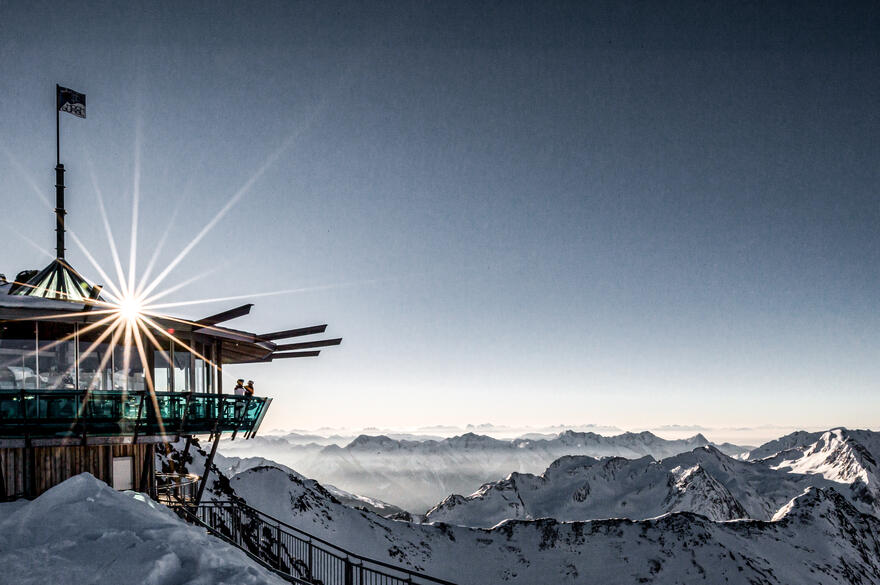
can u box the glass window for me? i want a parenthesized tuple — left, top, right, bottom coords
(173, 347, 191, 392)
(203, 342, 216, 393)
(194, 354, 206, 393)
(114, 343, 145, 392)
(78, 324, 114, 391)
(0, 322, 37, 390)
(153, 350, 172, 392)
(37, 323, 76, 390)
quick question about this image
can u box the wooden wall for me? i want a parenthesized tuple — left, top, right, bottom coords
(0, 443, 154, 500)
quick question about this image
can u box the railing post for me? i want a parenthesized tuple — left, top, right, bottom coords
(307, 540, 313, 577)
(344, 557, 353, 585)
(131, 392, 145, 444)
(236, 503, 242, 547)
(274, 522, 281, 569)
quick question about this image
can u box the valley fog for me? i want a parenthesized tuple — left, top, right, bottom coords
(219, 429, 746, 512)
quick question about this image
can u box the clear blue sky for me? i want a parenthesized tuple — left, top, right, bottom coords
(1, 1, 878, 435)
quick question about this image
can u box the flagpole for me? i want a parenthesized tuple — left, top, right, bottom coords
(54, 84, 65, 260)
(55, 84, 60, 166)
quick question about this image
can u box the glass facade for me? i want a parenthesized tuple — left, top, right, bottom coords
(114, 344, 146, 392)
(0, 322, 38, 390)
(153, 341, 172, 393)
(37, 322, 77, 390)
(0, 318, 272, 440)
(77, 326, 114, 390)
(0, 321, 214, 394)
(173, 348, 191, 392)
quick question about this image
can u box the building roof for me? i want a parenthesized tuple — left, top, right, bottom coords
(0, 261, 338, 365)
(8, 258, 97, 302)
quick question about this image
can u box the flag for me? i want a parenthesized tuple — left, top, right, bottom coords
(57, 85, 86, 119)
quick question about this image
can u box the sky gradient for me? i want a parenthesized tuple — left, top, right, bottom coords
(1, 1, 878, 440)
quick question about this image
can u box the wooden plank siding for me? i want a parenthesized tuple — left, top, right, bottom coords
(0, 444, 155, 499)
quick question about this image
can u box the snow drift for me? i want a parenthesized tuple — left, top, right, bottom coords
(0, 473, 286, 585)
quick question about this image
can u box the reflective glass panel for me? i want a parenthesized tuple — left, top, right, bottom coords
(0, 322, 37, 390)
(152, 339, 172, 392)
(78, 325, 114, 390)
(173, 348, 191, 392)
(113, 344, 145, 392)
(37, 323, 76, 390)
(194, 356, 206, 393)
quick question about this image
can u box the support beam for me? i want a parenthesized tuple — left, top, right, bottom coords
(271, 350, 320, 359)
(194, 433, 221, 507)
(273, 338, 342, 351)
(139, 443, 153, 494)
(24, 444, 36, 499)
(197, 304, 254, 327)
(259, 324, 326, 341)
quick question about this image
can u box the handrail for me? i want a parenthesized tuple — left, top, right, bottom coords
(177, 499, 458, 585)
(172, 501, 309, 584)
(155, 472, 201, 504)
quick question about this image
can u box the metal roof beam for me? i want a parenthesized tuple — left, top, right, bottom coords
(271, 350, 321, 359)
(259, 324, 327, 341)
(197, 303, 254, 326)
(274, 338, 342, 351)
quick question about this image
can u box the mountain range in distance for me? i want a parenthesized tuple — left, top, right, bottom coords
(220, 428, 749, 511)
(425, 428, 880, 527)
(163, 426, 880, 584)
(256, 421, 809, 446)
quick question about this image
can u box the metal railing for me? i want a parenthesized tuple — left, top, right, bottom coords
(0, 390, 270, 439)
(175, 500, 458, 585)
(155, 472, 201, 504)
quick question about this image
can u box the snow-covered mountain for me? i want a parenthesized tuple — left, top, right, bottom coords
(423, 428, 880, 529)
(753, 428, 880, 514)
(213, 452, 406, 517)
(422, 445, 851, 527)
(424, 450, 749, 526)
(158, 440, 880, 585)
(0, 473, 287, 585)
(220, 429, 747, 511)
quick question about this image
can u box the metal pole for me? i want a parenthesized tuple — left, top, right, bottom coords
(55, 86, 65, 260)
(55, 164, 66, 260)
(56, 85, 60, 166)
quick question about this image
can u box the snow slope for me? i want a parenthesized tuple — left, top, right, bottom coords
(159, 440, 880, 584)
(749, 428, 880, 516)
(213, 451, 406, 517)
(220, 461, 880, 584)
(0, 473, 287, 585)
(422, 445, 859, 526)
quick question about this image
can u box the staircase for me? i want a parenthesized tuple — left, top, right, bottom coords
(171, 499, 458, 585)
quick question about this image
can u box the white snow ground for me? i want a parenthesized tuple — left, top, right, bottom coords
(0, 473, 287, 585)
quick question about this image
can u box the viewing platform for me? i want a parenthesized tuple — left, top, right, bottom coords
(0, 390, 270, 445)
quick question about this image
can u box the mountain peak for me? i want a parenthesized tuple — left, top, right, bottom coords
(771, 487, 854, 523)
(346, 434, 397, 450)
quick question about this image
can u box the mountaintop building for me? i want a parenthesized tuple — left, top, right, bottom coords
(0, 258, 340, 499)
